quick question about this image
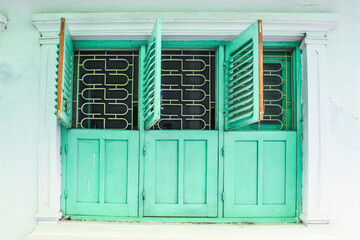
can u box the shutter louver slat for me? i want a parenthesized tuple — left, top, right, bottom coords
(55, 18, 74, 129)
(143, 18, 162, 130)
(224, 20, 264, 130)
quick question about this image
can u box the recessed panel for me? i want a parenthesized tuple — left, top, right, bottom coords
(155, 140, 179, 204)
(263, 141, 286, 205)
(105, 140, 128, 204)
(184, 140, 207, 204)
(234, 141, 258, 205)
(77, 139, 100, 203)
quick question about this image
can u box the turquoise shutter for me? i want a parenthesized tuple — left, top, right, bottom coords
(224, 20, 264, 130)
(143, 18, 162, 130)
(55, 18, 74, 129)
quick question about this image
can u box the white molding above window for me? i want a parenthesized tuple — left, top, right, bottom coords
(29, 11, 339, 239)
(0, 14, 8, 32)
(32, 12, 338, 42)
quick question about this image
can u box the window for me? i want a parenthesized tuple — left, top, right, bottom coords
(56, 17, 299, 222)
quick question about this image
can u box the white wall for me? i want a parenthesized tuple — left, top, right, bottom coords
(0, 0, 359, 239)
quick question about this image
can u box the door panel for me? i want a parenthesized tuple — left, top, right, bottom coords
(144, 131, 218, 217)
(224, 131, 296, 218)
(66, 129, 139, 217)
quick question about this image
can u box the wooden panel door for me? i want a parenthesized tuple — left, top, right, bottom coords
(144, 131, 218, 217)
(223, 131, 297, 217)
(65, 129, 139, 217)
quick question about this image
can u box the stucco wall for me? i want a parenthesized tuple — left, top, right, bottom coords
(0, 0, 359, 239)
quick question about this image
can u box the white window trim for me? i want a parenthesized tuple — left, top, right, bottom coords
(0, 14, 8, 32)
(29, 11, 338, 233)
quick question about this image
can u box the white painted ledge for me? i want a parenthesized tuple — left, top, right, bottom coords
(0, 14, 8, 32)
(26, 221, 337, 240)
(31, 12, 338, 41)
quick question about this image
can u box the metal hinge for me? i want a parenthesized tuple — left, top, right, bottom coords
(142, 191, 146, 200)
(221, 147, 225, 157)
(221, 192, 225, 202)
(65, 145, 68, 155)
(64, 190, 68, 199)
(143, 146, 146, 155)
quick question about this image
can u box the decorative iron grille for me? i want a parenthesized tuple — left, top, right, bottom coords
(151, 49, 216, 130)
(243, 49, 293, 130)
(72, 50, 139, 129)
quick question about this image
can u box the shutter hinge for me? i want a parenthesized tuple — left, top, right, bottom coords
(143, 146, 146, 155)
(65, 145, 68, 155)
(142, 191, 146, 200)
(221, 147, 225, 157)
(221, 192, 225, 202)
(64, 190, 68, 199)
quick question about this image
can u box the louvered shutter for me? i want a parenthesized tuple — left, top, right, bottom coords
(55, 18, 74, 129)
(224, 20, 264, 130)
(143, 18, 162, 130)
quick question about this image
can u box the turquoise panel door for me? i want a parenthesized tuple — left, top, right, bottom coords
(65, 129, 139, 217)
(223, 131, 296, 217)
(144, 131, 218, 217)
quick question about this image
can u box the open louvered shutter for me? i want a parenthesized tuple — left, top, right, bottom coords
(143, 18, 162, 130)
(55, 18, 74, 129)
(224, 20, 264, 130)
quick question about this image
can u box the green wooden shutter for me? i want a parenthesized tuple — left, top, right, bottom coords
(224, 20, 264, 130)
(143, 18, 162, 130)
(55, 18, 74, 129)
(144, 131, 218, 217)
(223, 131, 297, 218)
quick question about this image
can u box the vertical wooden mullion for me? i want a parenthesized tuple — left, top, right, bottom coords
(217, 45, 225, 218)
(61, 127, 68, 214)
(286, 132, 297, 215)
(295, 46, 303, 220)
(99, 137, 106, 204)
(138, 45, 146, 217)
(257, 139, 264, 206)
(178, 139, 184, 205)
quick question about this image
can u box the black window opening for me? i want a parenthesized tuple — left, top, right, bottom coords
(151, 49, 216, 130)
(72, 50, 139, 130)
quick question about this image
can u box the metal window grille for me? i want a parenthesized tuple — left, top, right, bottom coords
(72, 50, 139, 129)
(151, 49, 216, 130)
(243, 49, 294, 130)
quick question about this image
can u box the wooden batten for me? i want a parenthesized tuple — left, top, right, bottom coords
(258, 19, 264, 121)
(56, 18, 65, 119)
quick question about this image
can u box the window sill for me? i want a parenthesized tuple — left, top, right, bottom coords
(26, 221, 337, 240)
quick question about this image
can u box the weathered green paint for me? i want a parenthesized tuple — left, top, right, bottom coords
(138, 45, 146, 218)
(223, 131, 297, 217)
(294, 46, 303, 221)
(217, 45, 225, 218)
(65, 129, 139, 217)
(73, 40, 226, 50)
(143, 18, 162, 129)
(143, 131, 218, 217)
(74, 40, 146, 50)
(61, 40, 302, 223)
(224, 20, 261, 130)
(60, 126, 67, 214)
